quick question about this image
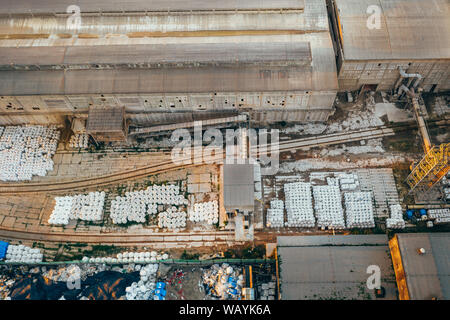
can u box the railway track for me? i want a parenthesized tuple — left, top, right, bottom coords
(1, 121, 448, 195)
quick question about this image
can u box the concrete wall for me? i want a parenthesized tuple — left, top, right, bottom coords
(338, 60, 450, 92)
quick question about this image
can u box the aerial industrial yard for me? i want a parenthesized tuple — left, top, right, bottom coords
(0, 0, 449, 305)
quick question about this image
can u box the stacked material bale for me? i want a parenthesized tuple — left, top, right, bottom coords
(266, 199, 284, 228)
(344, 192, 375, 228)
(0, 125, 59, 181)
(386, 204, 405, 229)
(284, 182, 315, 227)
(48, 192, 105, 225)
(313, 185, 346, 229)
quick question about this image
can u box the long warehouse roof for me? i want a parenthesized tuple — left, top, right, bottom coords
(0, 42, 311, 69)
(396, 233, 450, 300)
(0, 0, 305, 14)
(335, 0, 450, 60)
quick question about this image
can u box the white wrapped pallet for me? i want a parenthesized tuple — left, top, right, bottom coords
(69, 133, 89, 149)
(110, 184, 188, 225)
(48, 191, 105, 225)
(267, 199, 284, 228)
(428, 209, 450, 224)
(189, 200, 219, 224)
(386, 204, 405, 229)
(0, 125, 60, 181)
(284, 182, 315, 227)
(158, 206, 187, 229)
(313, 185, 346, 229)
(344, 192, 375, 229)
(5, 244, 43, 263)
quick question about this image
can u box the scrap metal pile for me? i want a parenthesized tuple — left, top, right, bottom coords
(202, 264, 245, 300)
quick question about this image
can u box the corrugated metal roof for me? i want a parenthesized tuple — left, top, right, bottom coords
(223, 164, 254, 212)
(335, 0, 450, 60)
(0, 65, 316, 95)
(278, 235, 396, 300)
(278, 234, 388, 246)
(0, 0, 305, 14)
(86, 106, 124, 132)
(0, 42, 312, 68)
(397, 233, 450, 300)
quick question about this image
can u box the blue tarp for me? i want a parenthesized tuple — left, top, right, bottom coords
(0, 241, 9, 260)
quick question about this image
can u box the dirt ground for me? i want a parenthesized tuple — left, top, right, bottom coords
(161, 266, 205, 300)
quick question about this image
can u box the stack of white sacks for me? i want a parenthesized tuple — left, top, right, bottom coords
(0, 125, 60, 181)
(81, 250, 169, 264)
(189, 201, 219, 224)
(110, 185, 188, 224)
(266, 199, 284, 228)
(428, 208, 450, 224)
(344, 192, 375, 228)
(5, 245, 43, 263)
(338, 173, 359, 191)
(126, 264, 159, 300)
(158, 206, 187, 230)
(284, 182, 315, 227)
(386, 204, 405, 229)
(313, 185, 346, 229)
(69, 133, 89, 149)
(254, 162, 262, 200)
(48, 192, 105, 225)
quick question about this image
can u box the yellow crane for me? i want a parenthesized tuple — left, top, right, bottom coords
(400, 86, 450, 193)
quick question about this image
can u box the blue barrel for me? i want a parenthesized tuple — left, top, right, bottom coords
(156, 282, 166, 290)
(406, 210, 414, 219)
(419, 209, 427, 216)
(0, 241, 8, 260)
(155, 289, 166, 297)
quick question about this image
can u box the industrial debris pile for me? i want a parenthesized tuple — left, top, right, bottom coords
(386, 204, 406, 229)
(344, 192, 375, 228)
(69, 133, 89, 149)
(284, 182, 315, 227)
(202, 264, 244, 300)
(125, 264, 159, 300)
(48, 192, 105, 225)
(0, 125, 60, 181)
(110, 185, 188, 225)
(4, 244, 43, 263)
(266, 200, 284, 228)
(189, 201, 219, 224)
(313, 185, 346, 229)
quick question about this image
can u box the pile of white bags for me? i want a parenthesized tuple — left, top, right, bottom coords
(69, 133, 89, 149)
(428, 208, 450, 224)
(386, 204, 405, 229)
(189, 201, 219, 224)
(110, 185, 187, 225)
(81, 251, 169, 264)
(5, 245, 43, 263)
(48, 192, 105, 225)
(266, 199, 284, 228)
(344, 192, 375, 228)
(158, 206, 187, 229)
(338, 173, 359, 191)
(125, 264, 159, 300)
(0, 125, 60, 181)
(284, 182, 315, 227)
(313, 185, 346, 229)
